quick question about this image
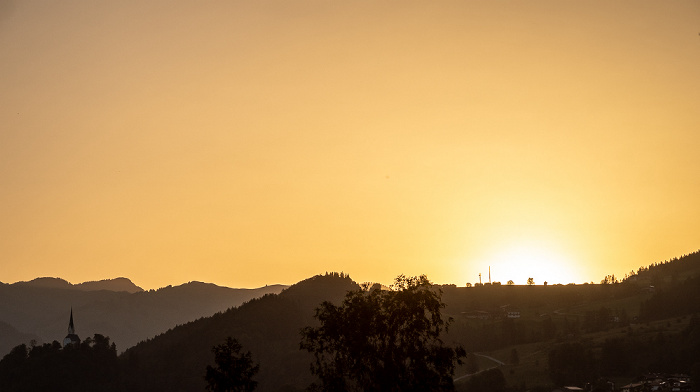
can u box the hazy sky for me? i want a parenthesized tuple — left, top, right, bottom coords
(2, 0, 699, 290)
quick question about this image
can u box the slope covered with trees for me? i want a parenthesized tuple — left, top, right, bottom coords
(118, 255, 700, 391)
(121, 273, 359, 392)
(3, 250, 700, 391)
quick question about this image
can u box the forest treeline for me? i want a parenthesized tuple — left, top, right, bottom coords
(0, 334, 120, 392)
(623, 249, 700, 285)
(2, 251, 700, 391)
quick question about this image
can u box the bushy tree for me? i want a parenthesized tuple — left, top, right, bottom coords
(300, 275, 465, 392)
(205, 337, 259, 392)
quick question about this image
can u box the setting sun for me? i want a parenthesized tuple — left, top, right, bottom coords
(482, 240, 582, 286)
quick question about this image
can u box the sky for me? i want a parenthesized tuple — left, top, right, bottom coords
(1, 0, 699, 290)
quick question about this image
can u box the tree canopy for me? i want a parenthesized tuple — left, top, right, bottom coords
(300, 275, 465, 392)
(205, 337, 259, 392)
(0, 334, 119, 392)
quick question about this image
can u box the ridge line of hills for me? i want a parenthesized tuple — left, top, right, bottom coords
(0, 278, 289, 356)
(3, 276, 288, 294)
(5, 277, 145, 293)
(2, 250, 700, 391)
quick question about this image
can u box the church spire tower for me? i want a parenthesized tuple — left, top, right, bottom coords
(68, 307, 75, 335)
(63, 307, 80, 347)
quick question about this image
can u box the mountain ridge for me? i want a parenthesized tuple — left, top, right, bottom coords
(0, 279, 288, 356)
(10, 277, 144, 293)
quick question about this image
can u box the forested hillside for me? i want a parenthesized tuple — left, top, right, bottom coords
(121, 273, 358, 392)
(117, 252, 700, 391)
(2, 251, 700, 391)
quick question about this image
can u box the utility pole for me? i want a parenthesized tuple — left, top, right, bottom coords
(478, 273, 482, 285)
(489, 266, 491, 284)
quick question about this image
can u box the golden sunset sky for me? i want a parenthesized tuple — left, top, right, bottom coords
(1, 1, 699, 290)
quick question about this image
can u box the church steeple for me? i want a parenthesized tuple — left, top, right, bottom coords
(68, 307, 75, 335)
(63, 307, 80, 347)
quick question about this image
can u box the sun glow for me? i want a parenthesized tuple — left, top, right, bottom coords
(1, 1, 698, 290)
(478, 240, 581, 286)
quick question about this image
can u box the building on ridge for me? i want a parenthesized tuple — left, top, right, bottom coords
(63, 307, 80, 347)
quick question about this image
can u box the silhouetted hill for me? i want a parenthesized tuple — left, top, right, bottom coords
(121, 272, 358, 392)
(11, 277, 73, 290)
(11, 277, 144, 293)
(625, 249, 700, 287)
(0, 279, 287, 357)
(637, 251, 700, 321)
(74, 277, 144, 293)
(0, 321, 40, 357)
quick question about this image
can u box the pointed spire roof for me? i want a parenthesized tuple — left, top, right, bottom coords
(68, 307, 75, 335)
(63, 307, 80, 347)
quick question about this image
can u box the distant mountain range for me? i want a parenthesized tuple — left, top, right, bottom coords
(9, 277, 144, 293)
(0, 277, 287, 355)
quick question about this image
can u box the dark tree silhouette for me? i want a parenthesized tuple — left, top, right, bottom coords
(300, 274, 465, 392)
(0, 334, 119, 392)
(205, 337, 259, 392)
(527, 277, 535, 286)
